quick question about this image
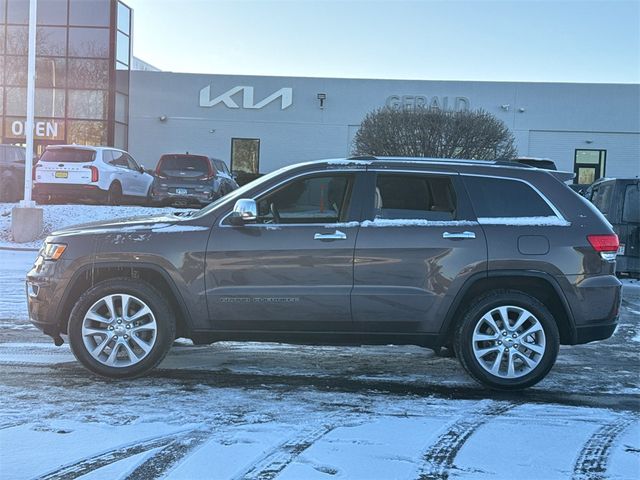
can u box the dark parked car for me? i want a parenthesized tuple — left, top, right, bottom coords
(514, 157, 557, 170)
(0, 144, 26, 202)
(585, 177, 639, 278)
(27, 157, 621, 390)
(151, 154, 238, 206)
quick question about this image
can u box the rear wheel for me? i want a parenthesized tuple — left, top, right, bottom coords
(454, 290, 559, 390)
(68, 279, 176, 378)
(107, 182, 122, 205)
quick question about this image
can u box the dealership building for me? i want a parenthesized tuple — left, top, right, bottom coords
(2, 0, 639, 183)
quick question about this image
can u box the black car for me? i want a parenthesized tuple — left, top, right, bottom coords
(27, 157, 621, 390)
(514, 157, 557, 170)
(585, 177, 639, 277)
(0, 144, 26, 202)
(151, 154, 238, 207)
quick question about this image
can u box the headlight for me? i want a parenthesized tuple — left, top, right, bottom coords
(42, 243, 67, 261)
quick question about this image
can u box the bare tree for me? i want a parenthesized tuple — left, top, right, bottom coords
(353, 107, 517, 160)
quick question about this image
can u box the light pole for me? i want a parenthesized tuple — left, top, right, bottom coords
(11, 0, 43, 242)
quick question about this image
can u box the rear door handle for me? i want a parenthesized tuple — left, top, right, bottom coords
(442, 231, 476, 239)
(314, 230, 347, 241)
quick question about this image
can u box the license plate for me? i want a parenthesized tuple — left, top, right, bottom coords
(55, 171, 68, 178)
(175, 188, 188, 195)
(617, 244, 625, 255)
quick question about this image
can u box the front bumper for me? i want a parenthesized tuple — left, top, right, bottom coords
(26, 256, 71, 337)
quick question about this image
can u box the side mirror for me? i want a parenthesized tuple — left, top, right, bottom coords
(138, 165, 145, 173)
(229, 199, 257, 225)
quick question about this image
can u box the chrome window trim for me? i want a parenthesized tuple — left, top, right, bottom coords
(462, 173, 568, 223)
(217, 168, 362, 228)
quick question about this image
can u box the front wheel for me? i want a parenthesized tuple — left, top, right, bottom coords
(68, 279, 176, 378)
(454, 290, 559, 390)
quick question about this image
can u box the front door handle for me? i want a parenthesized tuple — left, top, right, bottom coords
(314, 230, 347, 241)
(442, 231, 476, 239)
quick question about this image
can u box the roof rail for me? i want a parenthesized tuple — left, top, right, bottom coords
(348, 155, 378, 160)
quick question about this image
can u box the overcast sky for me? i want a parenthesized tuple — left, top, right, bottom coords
(125, 0, 640, 83)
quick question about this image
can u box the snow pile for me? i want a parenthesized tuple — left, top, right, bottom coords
(325, 159, 373, 166)
(0, 203, 188, 249)
(361, 218, 478, 227)
(477, 216, 571, 226)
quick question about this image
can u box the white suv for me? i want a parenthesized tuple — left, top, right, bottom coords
(33, 145, 154, 205)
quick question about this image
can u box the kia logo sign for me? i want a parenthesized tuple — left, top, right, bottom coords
(199, 85, 293, 110)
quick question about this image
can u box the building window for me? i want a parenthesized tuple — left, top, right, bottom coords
(231, 138, 260, 174)
(574, 149, 606, 185)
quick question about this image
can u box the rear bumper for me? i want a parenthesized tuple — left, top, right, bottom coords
(33, 183, 105, 200)
(575, 323, 618, 344)
(565, 274, 622, 344)
(152, 191, 215, 206)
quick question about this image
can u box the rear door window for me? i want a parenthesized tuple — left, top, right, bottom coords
(110, 151, 129, 168)
(463, 176, 555, 219)
(40, 148, 96, 163)
(622, 184, 640, 223)
(214, 159, 229, 175)
(374, 174, 457, 221)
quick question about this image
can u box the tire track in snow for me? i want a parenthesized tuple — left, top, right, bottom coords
(126, 429, 212, 479)
(34, 428, 195, 480)
(418, 400, 518, 480)
(572, 416, 637, 480)
(231, 422, 346, 480)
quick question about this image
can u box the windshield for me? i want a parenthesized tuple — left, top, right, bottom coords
(40, 148, 96, 163)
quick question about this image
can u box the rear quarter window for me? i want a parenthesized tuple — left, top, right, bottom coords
(464, 176, 555, 218)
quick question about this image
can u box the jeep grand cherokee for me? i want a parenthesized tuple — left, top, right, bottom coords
(26, 157, 622, 390)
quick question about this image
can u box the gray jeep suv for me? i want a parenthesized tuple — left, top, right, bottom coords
(26, 157, 622, 390)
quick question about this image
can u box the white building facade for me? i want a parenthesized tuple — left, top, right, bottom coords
(128, 71, 640, 182)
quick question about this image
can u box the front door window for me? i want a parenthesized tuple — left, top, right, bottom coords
(256, 175, 352, 224)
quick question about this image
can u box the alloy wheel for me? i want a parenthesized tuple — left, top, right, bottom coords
(471, 305, 546, 379)
(81, 293, 157, 368)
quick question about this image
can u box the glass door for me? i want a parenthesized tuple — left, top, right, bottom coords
(574, 149, 606, 185)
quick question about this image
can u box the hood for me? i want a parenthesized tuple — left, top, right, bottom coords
(49, 214, 187, 237)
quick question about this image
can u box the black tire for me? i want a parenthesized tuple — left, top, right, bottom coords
(68, 278, 176, 379)
(454, 289, 560, 390)
(107, 182, 122, 206)
(0, 177, 20, 202)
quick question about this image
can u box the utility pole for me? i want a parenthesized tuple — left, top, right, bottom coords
(11, 0, 43, 242)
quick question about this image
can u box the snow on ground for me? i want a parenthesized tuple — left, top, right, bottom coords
(0, 249, 36, 327)
(0, 235, 639, 478)
(0, 202, 187, 249)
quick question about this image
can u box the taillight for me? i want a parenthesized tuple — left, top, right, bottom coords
(84, 165, 99, 182)
(587, 234, 619, 261)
